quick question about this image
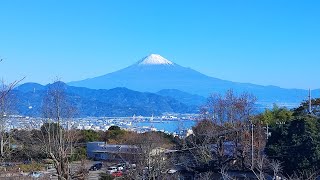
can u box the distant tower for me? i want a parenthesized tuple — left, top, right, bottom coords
(308, 89, 312, 114)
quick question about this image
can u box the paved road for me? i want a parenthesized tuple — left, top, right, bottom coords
(46, 161, 106, 180)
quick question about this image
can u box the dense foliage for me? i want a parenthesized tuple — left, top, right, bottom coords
(265, 99, 320, 175)
(257, 104, 293, 126)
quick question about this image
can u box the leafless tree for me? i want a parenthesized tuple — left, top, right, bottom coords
(203, 90, 258, 170)
(125, 132, 174, 180)
(0, 80, 23, 161)
(220, 165, 237, 180)
(0, 59, 24, 161)
(269, 159, 282, 180)
(40, 79, 78, 180)
(251, 155, 268, 180)
(179, 90, 263, 177)
(204, 90, 256, 125)
(0, 81, 11, 159)
(0, 59, 23, 102)
(195, 171, 214, 180)
(288, 168, 319, 180)
(71, 160, 89, 180)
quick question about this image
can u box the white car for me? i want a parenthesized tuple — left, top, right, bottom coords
(117, 164, 125, 171)
(107, 166, 118, 174)
(29, 171, 42, 178)
(167, 169, 178, 174)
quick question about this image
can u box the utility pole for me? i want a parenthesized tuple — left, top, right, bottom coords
(251, 123, 254, 168)
(266, 123, 269, 140)
(308, 89, 312, 114)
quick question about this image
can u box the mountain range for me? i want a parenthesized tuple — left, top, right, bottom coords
(69, 54, 319, 108)
(12, 54, 320, 117)
(13, 82, 197, 117)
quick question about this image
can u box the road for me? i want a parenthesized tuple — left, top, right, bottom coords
(46, 161, 107, 180)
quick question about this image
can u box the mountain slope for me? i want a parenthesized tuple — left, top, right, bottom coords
(13, 82, 196, 117)
(15, 82, 46, 93)
(68, 54, 319, 106)
(157, 89, 206, 106)
(69, 54, 241, 95)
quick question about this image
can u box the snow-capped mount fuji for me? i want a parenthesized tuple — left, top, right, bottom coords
(69, 54, 219, 95)
(137, 54, 175, 66)
(68, 54, 313, 105)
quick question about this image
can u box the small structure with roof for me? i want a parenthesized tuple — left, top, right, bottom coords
(86, 142, 139, 161)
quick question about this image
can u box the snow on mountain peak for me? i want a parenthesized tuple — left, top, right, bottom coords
(137, 54, 174, 66)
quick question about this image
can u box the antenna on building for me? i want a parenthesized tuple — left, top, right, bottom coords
(308, 88, 312, 114)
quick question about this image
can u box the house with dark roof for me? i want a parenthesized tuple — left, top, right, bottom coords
(86, 142, 139, 162)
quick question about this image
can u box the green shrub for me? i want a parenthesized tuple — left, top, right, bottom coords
(18, 163, 44, 172)
(70, 147, 87, 161)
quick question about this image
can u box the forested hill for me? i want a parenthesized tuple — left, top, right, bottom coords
(12, 82, 197, 117)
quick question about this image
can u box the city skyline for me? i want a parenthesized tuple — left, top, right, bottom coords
(0, 0, 319, 89)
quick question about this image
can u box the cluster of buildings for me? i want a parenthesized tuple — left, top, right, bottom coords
(1, 114, 196, 137)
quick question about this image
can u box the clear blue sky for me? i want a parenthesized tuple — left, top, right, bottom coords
(0, 0, 319, 89)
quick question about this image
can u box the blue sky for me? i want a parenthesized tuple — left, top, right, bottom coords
(0, 0, 319, 89)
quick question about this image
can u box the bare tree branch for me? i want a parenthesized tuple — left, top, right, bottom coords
(40, 79, 78, 180)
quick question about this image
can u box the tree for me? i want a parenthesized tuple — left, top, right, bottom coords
(258, 104, 293, 126)
(10, 129, 46, 161)
(180, 90, 266, 177)
(0, 81, 12, 159)
(79, 129, 103, 143)
(0, 59, 23, 103)
(293, 98, 320, 117)
(0, 77, 23, 160)
(269, 159, 282, 179)
(266, 115, 320, 175)
(40, 80, 78, 180)
(125, 131, 175, 180)
(103, 126, 127, 144)
(108, 125, 121, 131)
(202, 89, 256, 125)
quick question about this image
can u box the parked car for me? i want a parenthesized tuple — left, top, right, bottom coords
(125, 163, 136, 169)
(116, 164, 124, 171)
(167, 169, 178, 174)
(89, 162, 103, 171)
(107, 166, 118, 174)
(46, 164, 54, 169)
(29, 171, 42, 178)
(112, 171, 123, 177)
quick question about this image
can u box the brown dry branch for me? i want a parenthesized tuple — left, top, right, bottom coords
(40, 80, 78, 180)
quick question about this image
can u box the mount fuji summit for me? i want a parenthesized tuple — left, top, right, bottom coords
(136, 54, 174, 65)
(69, 54, 231, 95)
(68, 54, 313, 105)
